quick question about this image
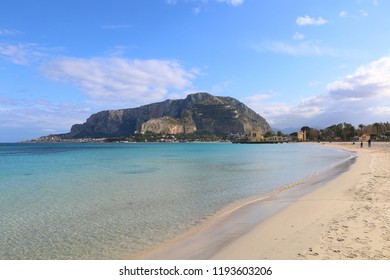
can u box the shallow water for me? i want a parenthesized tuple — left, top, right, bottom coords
(0, 142, 352, 259)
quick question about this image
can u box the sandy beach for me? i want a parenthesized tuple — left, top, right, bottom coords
(211, 142, 390, 260)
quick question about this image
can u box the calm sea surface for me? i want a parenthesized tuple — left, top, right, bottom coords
(0, 142, 352, 259)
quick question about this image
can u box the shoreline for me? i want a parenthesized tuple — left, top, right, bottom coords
(211, 142, 390, 259)
(142, 142, 359, 260)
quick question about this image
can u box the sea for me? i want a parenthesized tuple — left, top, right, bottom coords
(0, 142, 354, 259)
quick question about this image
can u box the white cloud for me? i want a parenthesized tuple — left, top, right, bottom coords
(258, 40, 338, 56)
(0, 43, 44, 65)
(243, 90, 279, 105)
(327, 56, 390, 99)
(0, 42, 62, 65)
(339, 10, 372, 19)
(254, 39, 365, 58)
(245, 56, 390, 129)
(0, 96, 92, 141)
(368, 106, 390, 114)
(41, 57, 198, 107)
(244, 93, 273, 103)
(296, 15, 329, 26)
(216, 0, 244, 6)
(339, 11, 348, 18)
(292, 32, 305, 41)
(0, 28, 21, 36)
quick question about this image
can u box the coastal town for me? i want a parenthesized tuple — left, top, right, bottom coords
(30, 121, 390, 144)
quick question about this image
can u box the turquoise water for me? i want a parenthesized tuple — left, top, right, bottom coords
(0, 142, 352, 259)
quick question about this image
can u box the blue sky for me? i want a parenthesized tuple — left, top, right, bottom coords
(1, 0, 390, 142)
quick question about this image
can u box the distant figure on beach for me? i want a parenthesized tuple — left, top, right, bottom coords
(368, 139, 372, 147)
(361, 141, 363, 148)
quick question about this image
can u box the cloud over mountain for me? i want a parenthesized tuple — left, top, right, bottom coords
(41, 57, 198, 107)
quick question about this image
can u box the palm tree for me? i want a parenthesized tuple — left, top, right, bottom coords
(358, 124, 365, 134)
(373, 123, 381, 140)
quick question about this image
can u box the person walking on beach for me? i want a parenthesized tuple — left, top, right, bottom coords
(368, 139, 372, 147)
(361, 141, 363, 148)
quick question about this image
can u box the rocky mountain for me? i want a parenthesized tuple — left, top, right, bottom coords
(61, 92, 271, 139)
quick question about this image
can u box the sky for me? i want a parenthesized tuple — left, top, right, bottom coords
(1, 0, 390, 142)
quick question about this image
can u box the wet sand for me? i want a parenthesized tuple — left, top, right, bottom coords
(211, 142, 390, 259)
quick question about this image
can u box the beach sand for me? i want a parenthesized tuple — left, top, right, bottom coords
(211, 142, 390, 260)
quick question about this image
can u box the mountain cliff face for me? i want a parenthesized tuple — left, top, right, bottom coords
(66, 92, 271, 138)
(141, 116, 197, 135)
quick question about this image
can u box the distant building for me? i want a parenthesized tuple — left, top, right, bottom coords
(359, 133, 371, 142)
(246, 130, 264, 142)
(243, 130, 286, 143)
(265, 135, 284, 143)
(297, 131, 306, 142)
